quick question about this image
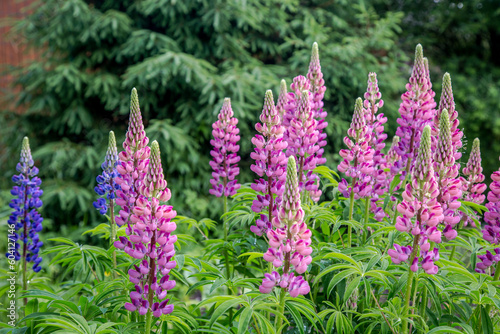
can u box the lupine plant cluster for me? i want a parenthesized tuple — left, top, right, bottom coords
(3, 43, 500, 334)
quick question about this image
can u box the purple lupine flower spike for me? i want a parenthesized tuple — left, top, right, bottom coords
(114, 88, 151, 227)
(460, 138, 486, 227)
(394, 44, 436, 176)
(434, 110, 462, 240)
(116, 141, 177, 317)
(432, 73, 463, 160)
(307, 42, 328, 166)
(390, 126, 443, 275)
(260, 156, 311, 297)
(94, 131, 121, 215)
(337, 98, 374, 200)
(7, 137, 44, 273)
(250, 90, 288, 236)
(209, 98, 241, 197)
(476, 157, 500, 275)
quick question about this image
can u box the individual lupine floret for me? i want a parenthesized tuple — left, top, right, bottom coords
(94, 131, 121, 215)
(460, 138, 486, 226)
(114, 88, 151, 227)
(434, 110, 462, 240)
(390, 126, 444, 274)
(259, 157, 312, 298)
(115, 141, 177, 317)
(394, 44, 436, 175)
(209, 98, 241, 197)
(337, 98, 374, 200)
(432, 73, 463, 160)
(7, 137, 44, 274)
(250, 90, 288, 236)
(307, 42, 328, 166)
(285, 86, 322, 201)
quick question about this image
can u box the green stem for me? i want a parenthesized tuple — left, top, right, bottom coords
(403, 236, 420, 334)
(449, 245, 456, 262)
(275, 288, 286, 334)
(419, 286, 427, 321)
(145, 311, 153, 334)
(363, 197, 370, 245)
(222, 194, 234, 324)
(348, 189, 355, 247)
(110, 198, 117, 279)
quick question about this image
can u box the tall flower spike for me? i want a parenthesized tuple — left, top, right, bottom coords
(337, 98, 374, 200)
(259, 156, 311, 298)
(433, 73, 463, 160)
(209, 98, 241, 197)
(115, 140, 177, 317)
(477, 156, 500, 275)
(250, 90, 288, 236)
(460, 138, 486, 226)
(307, 42, 328, 166)
(285, 88, 322, 201)
(390, 126, 444, 274)
(394, 44, 436, 176)
(363, 73, 389, 219)
(114, 88, 151, 228)
(7, 137, 44, 274)
(434, 110, 462, 240)
(94, 131, 121, 215)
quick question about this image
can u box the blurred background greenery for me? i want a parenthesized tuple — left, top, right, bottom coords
(1, 0, 500, 237)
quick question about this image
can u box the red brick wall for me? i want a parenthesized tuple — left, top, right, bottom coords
(0, 0, 38, 103)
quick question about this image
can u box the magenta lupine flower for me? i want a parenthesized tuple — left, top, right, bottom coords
(394, 45, 436, 175)
(115, 141, 177, 317)
(390, 126, 444, 275)
(250, 90, 288, 236)
(209, 98, 241, 197)
(307, 42, 328, 166)
(115, 88, 151, 228)
(432, 73, 463, 160)
(337, 98, 374, 200)
(434, 110, 462, 240)
(259, 157, 312, 298)
(285, 86, 322, 201)
(460, 138, 486, 227)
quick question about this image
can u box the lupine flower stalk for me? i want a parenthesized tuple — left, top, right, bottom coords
(93, 131, 121, 275)
(250, 90, 288, 236)
(209, 98, 241, 200)
(115, 141, 177, 331)
(389, 126, 443, 333)
(394, 44, 436, 176)
(337, 98, 374, 246)
(276, 79, 290, 123)
(434, 110, 462, 241)
(307, 42, 328, 166)
(432, 73, 463, 160)
(260, 156, 311, 300)
(460, 138, 486, 227)
(115, 88, 151, 228)
(363, 73, 389, 221)
(7, 137, 43, 305)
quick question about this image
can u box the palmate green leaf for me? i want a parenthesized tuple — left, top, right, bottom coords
(326, 269, 357, 296)
(208, 298, 246, 328)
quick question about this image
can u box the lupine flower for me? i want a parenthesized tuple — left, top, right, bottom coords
(115, 88, 151, 227)
(481, 157, 500, 246)
(476, 249, 500, 275)
(432, 73, 463, 160)
(460, 138, 486, 227)
(250, 90, 288, 236)
(390, 126, 444, 275)
(394, 44, 436, 175)
(285, 85, 322, 201)
(94, 131, 121, 215)
(337, 98, 374, 200)
(434, 110, 462, 240)
(259, 156, 311, 298)
(115, 141, 177, 317)
(307, 42, 328, 166)
(209, 98, 241, 197)
(276, 79, 290, 123)
(7, 137, 43, 272)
